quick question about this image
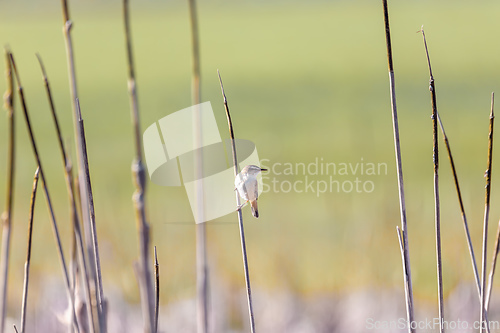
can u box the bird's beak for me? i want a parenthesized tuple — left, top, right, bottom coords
(260, 168, 268, 172)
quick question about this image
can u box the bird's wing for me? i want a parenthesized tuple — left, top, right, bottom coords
(253, 182, 259, 201)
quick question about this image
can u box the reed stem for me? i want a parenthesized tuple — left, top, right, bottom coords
(9, 51, 80, 333)
(486, 218, 500, 310)
(154, 247, 159, 333)
(420, 28, 444, 333)
(61, 3, 105, 324)
(20, 168, 40, 333)
(187, 1, 209, 332)
(122, 1, 155, 331)
(75, 99, 105, 332)
(36, 54, 98, 333)
(0, 47, 15, 333)
(218, 70, 256, 333)
(436, 114, 481, 295)
(381, 2, 414, 330)
(480, 93, 494, 333)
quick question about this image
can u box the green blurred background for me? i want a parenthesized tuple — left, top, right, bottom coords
(1, 0, 500, 320)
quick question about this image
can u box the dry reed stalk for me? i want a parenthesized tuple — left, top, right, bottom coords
(0, 48, 15, 333)
(480, 93, 494, 333)
(436, 113, 491, 333)
(437, 114, 481, 292)
(486, 218, 500, 310)
(122, 1, 155, 331)
(154, 247, 159, 333)
(420, 28, 444, 333)
(381, 1, 414, 330)
(9, 51, 80, 333)
(218, 70, 256, 333)
(75, 98, 106, 332)
(187, 1, 209, 332)
(19, 168, 40, 333)
(60, 1, 105, 320)
(36, 54, 98, 333)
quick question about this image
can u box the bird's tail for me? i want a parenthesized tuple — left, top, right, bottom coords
(250, 200, 259, 218)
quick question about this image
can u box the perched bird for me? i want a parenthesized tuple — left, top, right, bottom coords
(235, 165, 267, 218)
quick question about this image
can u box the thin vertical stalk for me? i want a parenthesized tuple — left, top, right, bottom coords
(69, 207, 77, 333)
(75, 98, 105, 332)
(154, 247, 159, 333)
(486, 219, 500, 310)
(421, 28, 444, 333)
(437, 113, 491, 333)
(437, 114, 481, 294)
(123, 0, 143, 159)
(188, 0, 201, 105)
(36, 54, 98, 333)
(480, 93, 494, 333)
(381, 1, 414, 330)
(122, 1, 155, 332)
(218, 70, 256, 333)
(61, 1, 104, 320)
(396, 226, 409, 311)
(0, 48, 15, 333)
(187, 1, 209, 332)
(20, 168, 40, 333)
(9, 52, 80, 333)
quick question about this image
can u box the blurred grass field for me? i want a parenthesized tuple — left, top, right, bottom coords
(1, 0, 500, 317)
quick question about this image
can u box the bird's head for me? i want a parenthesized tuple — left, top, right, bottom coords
(244, 164, 267, 175)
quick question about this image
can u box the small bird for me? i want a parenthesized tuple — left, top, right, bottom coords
(235, 165, 267, 218)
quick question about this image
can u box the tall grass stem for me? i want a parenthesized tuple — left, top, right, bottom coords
(381, 2, 414, 330)
(9, 51, 80, 333)
(218, 70, 256, 333)
(122, 1, 155, 331)
(20, 168, 40, 333)
(187, 1, 209, 332)
(480, 93, 494, 333)
(61, 3, 105, 320)
(0, 48, 15, 333)
(154, 246, 159, 333)
(420, 28, 444, 333)
(36, 54, 99, 333)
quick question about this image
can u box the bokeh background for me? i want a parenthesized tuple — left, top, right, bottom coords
(2, 0, 500, 331)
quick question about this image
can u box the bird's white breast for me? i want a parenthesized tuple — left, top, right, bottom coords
(235, 172, 258, 202)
